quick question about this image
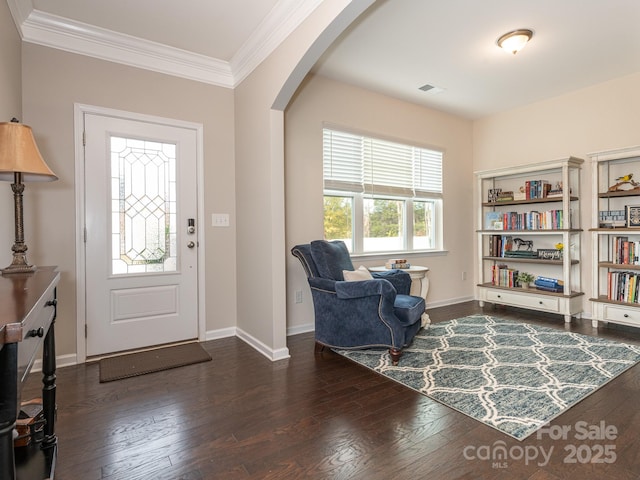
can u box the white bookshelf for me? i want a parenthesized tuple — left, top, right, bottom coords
(589, 146, 640, 329)
(475, 157, 584, 323)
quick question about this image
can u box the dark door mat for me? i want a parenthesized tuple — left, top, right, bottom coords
(99, 342, 212, 382)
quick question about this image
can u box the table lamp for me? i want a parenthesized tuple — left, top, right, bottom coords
(0, 119, 58, 274)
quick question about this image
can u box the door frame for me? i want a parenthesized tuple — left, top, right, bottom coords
(74, 104, 206, 363)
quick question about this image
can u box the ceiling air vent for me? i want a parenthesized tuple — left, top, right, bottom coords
(418, 84, 444, 95)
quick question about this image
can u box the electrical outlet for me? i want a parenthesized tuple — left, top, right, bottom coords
(295, 290, 303, 303)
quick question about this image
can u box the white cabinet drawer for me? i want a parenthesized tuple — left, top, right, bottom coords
(486, 288, 560, 313)
(602, 304, 640, 326)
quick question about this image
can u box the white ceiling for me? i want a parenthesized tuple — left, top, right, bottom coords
(9, 0, 640, 119)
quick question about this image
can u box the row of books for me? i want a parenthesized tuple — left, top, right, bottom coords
(523, 180, 552, 200)
(491, 265, 520, 288)
(611, 236, 640, 265)
(607, 271, 640, 304)
(485, 210, 567, 230)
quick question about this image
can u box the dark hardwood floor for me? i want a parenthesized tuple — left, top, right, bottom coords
(21, 301, 640, 479)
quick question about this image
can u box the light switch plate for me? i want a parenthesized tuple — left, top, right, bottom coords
(212, 213, 230, 227)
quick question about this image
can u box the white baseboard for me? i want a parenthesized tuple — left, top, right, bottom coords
(236, 327, 290, 361)
(287, 323, 314, 336)
(32, 353, 78, 372)
(427, 296, 475, 309)
(205, 326, 237, 341)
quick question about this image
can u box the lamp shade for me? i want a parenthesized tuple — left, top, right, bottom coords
(0, 122, 57, 182)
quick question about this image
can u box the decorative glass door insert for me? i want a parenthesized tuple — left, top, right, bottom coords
(110, 136, 177, 275)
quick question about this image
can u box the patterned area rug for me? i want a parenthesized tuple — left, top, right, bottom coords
(335, 315, 640, 440)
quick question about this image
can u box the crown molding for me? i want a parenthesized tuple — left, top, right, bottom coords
(230, 0, 324, 86)
(19, 9, 234, 87)
(8, 0, 323, 88)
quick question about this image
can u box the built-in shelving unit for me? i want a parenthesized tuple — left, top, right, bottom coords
(589, 146, 640, 329)
(475, 157, 584, 323)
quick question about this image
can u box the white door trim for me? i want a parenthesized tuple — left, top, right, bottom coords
(74, 103, 206, 363)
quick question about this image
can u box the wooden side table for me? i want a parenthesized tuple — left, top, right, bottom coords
(368, 265, 430, 326)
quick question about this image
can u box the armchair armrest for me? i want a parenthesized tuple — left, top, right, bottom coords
(335, 279, 397, 301)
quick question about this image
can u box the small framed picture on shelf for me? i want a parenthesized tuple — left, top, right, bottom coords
(487, 188, 502, 203)
(626, 205, 640, 227)
(484, 211, 503, 230)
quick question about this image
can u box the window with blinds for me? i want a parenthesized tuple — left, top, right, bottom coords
(323, 129, 443, 198)
(323, 128, 444, 254)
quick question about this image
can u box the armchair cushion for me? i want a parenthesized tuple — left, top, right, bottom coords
(393, 295, 426, 326)
(310, 240, 354, 280)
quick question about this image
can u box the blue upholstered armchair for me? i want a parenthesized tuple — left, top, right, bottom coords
(291, 240, 425, 364)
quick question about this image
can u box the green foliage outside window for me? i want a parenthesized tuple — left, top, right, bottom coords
(323, 196, 352, 240)
(365, 199, 402, 237)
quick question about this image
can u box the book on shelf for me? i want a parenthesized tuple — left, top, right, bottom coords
(599, 209, 626, 228)
(495, 191, 514, 202)
(535, 284, 564, 293)
(504, 250, 538, 258)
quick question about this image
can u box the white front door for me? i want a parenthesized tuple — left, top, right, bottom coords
(84, 113, 199, 356)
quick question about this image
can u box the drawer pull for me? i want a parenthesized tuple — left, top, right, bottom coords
(497, 295, 501, 298)
(45, 299, 57, 307)
(28, 327, 45, 338)
(624, 314, 629, 318)
(539, 301, 543, 305)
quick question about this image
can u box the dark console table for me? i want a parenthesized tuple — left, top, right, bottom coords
(0, 267, 59, 479)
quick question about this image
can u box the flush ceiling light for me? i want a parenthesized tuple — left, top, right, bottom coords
(497, 29, 533, 55)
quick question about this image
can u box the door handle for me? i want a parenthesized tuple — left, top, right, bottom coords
(187, 241, 195, 248)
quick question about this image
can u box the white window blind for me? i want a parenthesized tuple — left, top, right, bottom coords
(323, 128, 442, 198)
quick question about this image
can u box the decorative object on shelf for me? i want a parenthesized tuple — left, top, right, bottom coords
(626, 205, 640, 227)
(484, 211, 503, 230)
(0, 119, 58, 274)
(517, 271, 535, 289)
(537, 249, 562, 260)
(513, 237, 533, 251)
(608, 173, 640, 192)
(547, 181, 564, 198)
(487, 188, 502, 203)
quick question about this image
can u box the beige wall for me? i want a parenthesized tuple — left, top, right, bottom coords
(0, 1, 22, 264)
(285, 74, 475, 331)
(21, 44, 237, 357)
(473, 72, 640, 316)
